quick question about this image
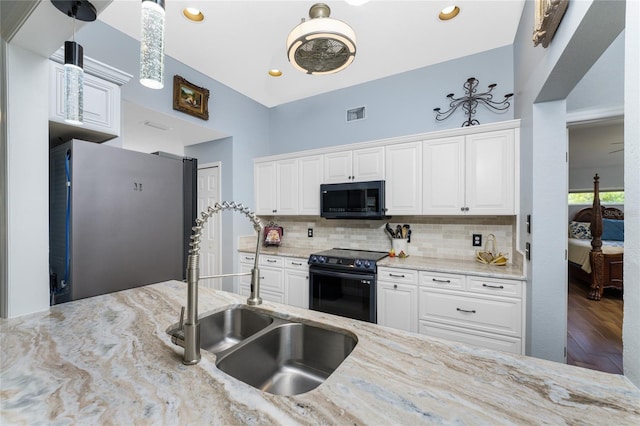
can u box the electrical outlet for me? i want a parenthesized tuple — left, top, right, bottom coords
(308, 228, 313, 237)
(472, 234, 482, 247)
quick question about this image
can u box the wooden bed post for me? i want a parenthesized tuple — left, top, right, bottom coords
(589, 174, 604, 300)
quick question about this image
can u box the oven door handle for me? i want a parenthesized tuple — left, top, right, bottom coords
(309, 267, 375, 282)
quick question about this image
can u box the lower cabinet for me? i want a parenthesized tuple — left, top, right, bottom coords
(377, 267, 418, 332)
(237, 254, 308, 308)
(377, 267, 525, 354)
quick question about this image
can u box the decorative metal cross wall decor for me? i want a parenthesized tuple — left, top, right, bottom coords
(433, 77, 514, 127)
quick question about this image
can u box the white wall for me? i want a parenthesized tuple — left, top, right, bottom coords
(4, 44, 50, 316)
(622, 0, 640, 387)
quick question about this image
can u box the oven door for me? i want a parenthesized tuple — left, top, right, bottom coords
(309, 266, 376, 323)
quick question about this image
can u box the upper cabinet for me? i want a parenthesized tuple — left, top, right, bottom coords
(48, 51, 132, 144)
(255, 159, 298, 215)
(298, 155, 324, 215)
(323, 147, 384, 183)
(385, 142, 422, 215)
(423, 129, 516, 215)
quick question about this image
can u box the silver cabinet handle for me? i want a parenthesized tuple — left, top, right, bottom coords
(389, 273, 405, 278)
(244, 256, 254, 261)
(292, 262, 303, 266)
(432, 278, 451, 283)
(482, 283, 504, 289)
(456, 308, 476, 314)
(266, 259, 277, 263)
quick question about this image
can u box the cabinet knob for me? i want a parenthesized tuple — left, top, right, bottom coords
(465, 207, 470, 212)
(393, 284, 398, 289)
(460, 207, 465, 212)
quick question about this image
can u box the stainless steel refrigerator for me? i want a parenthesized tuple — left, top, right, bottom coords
(49, 139, 197, 304)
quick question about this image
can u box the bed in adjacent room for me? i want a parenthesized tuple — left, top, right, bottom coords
(567, 175, 624, 300)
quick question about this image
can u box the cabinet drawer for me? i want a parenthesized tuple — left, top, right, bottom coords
(258, 266, 284, 292)
(467, 276, 522, 298)
(419, 321, 522, 355)
(419, 289, 521, 337)
(377, 267, 418, 285)
(260, 255, 284, 267)
(239, 253, 257, 264)
(419, 271, 465, 290)
(285, 257, 308, 271)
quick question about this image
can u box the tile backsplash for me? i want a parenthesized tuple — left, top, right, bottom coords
(250, 215, 519, 264)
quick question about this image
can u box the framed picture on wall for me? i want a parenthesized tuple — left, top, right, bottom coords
(532, 0, 569, 48)
(173, 75, 210, 120)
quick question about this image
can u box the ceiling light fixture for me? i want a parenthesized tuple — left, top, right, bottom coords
(140, 0, 165, 89)
(51, 0, 97, 125)
(439, 5, 460, 21)
(182, 7, 204, 23)
(286, 3, 356, 75)
(268, 69, 283, 77)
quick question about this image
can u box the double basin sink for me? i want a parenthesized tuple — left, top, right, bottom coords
(167, 306, 358, 396)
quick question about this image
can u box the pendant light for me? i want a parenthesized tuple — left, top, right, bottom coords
(286, 3, 356, 75)
(140, 0, 166, 89)
(51, 0, 97, 125)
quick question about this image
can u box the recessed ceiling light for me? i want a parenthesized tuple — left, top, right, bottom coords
(182, 7, 204, 23)
(268, 69, 283, 77)
(439, 5, 460, 21)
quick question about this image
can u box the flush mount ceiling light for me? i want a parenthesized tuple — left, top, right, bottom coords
(286, 3, 356, 75)
(51, 0, 97, 125)
(140, 0, 166, 89)
(268, 69, 283, 77)
(439, 5, 460, 21)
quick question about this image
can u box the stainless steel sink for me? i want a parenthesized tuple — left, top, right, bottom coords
(216, 322, 358, 395)
(167, 306, 358, 395)
(167, 305, 274, 354)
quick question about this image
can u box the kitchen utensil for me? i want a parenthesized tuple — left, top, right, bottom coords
(407, 229, 412, 243)
(385, 223, 396, 239)
(402, 224, 409, 239)
(396, 225, 402, 238)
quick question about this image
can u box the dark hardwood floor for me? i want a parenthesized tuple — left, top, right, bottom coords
(567, 276, 623, 374)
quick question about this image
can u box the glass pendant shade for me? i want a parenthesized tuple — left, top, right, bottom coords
(140, 0, 166, 89)
(64, 40, 84, 125)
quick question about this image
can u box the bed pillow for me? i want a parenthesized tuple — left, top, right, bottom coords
(602, 219, 624, 241)
(568, 221, 592, 239)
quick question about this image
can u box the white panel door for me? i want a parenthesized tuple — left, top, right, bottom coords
(465, 129, 515, 214)
(324, 151, 353, 183)
(197, 164, 221, 289)
(377, 281, 418, 332)
(254, 161, 277, 215)
(352, 147, 385, 182)
(422, 136, 465, 215)
(385, 142, 422, 215)
(298, 155, 323, 215)
(276, 159, 298, 215)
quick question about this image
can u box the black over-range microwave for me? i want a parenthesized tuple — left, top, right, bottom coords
(320, 180, 388, 219)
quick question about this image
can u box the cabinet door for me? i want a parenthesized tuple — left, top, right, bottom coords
(285, 269, 309, 309)
(276, 159, 298, 215)
(377, 281, 418, 332)
(385, 142, 422, 215)
(324, 151, 353, 183)
(422, 136, 465, 215)
(352, 147, 384, 182)
(465, 130, 515, 215)
(254, 162, 277, 215)
(298, 155, 323, 215)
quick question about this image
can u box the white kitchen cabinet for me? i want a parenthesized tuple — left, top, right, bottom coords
(385, 141, 422, 215)
(323, 147, 384, 183)
(297, 155, 324, 215)
(237, 254, 309, 308)
(377, 267, 418, 332)
(284, 257, 309, 309)
(254, 159, 298, 215)
(422, 129, 516, 215)
(49, 61, 122, 142)
(417, 271, 525, 355)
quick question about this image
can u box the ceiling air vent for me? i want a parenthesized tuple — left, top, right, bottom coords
(346, 106, 366, 122)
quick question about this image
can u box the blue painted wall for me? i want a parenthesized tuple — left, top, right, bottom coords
(269, 45, 514, 154)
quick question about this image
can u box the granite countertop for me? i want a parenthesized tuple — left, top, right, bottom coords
(1, 281, 638, 424)
(240, 245, 525, 280)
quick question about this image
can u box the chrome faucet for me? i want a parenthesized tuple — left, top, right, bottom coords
(176, 201, 263, 365)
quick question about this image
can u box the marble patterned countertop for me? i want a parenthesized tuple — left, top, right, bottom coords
(1, 280, 638, 424)
(242, 245, 525, 280)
